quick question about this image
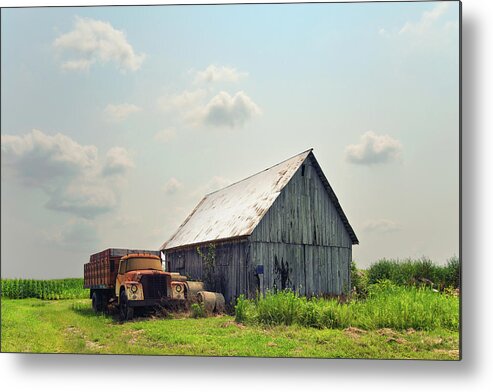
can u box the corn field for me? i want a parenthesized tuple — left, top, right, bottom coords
(1, 278, 89, 300)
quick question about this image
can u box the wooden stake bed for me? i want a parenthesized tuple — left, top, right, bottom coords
(83, 248, 160, 289)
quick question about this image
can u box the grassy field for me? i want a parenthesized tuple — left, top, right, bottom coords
(1, 298, 459, 359)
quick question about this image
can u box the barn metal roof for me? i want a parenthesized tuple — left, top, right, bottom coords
(161, 149, 358, 251)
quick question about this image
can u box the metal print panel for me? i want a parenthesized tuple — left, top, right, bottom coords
(0, 0, 461, 360)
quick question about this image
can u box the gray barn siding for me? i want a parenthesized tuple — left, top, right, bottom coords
(249, 243, 351, 296)
(249, 158, 352, 296)
(166, 241, 249, 303)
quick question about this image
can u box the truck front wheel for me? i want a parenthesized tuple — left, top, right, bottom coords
(119, 291, 134, 321)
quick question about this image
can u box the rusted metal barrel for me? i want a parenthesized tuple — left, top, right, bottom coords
(214, 292, 226, 313)
(169, 272, 187, 280)
(197, 291, 216, 313)
(196, 290, 226, 313)
(186, 281, 205, 300)
(170, 273, 187, 282)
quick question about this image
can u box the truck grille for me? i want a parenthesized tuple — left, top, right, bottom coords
(141, 274, 168, 300)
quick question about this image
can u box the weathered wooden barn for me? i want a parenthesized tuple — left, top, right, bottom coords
(161, 149, 358, 303)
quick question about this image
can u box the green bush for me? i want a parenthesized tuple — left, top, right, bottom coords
(256, 290, 301, 326)
(190, 303, 206, 318)
(444, 256, 461, 288)
(350, 261, 369, 295)
(234, 294, 255, 323)
(367, 257, 461, 289)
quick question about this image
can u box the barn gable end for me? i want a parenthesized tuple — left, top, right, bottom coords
(248, 153, 355, 296)
(250, 152, 354, 247)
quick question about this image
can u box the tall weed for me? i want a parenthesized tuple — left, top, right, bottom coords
(235, 294, 255, 323)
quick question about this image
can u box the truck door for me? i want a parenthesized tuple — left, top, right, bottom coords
(116, 260, 126, 298)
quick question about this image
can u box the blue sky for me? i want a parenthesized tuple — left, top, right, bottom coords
(1, 1, 459, 278)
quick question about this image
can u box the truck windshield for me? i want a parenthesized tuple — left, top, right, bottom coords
(124, 258, 162, 272)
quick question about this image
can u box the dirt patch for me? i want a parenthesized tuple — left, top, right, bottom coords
(85, 340, 104, 350)
(386, 337, 407, 344)
(433, 349, 460, 358)
(267, 341, 278, 347)
(377, 328, 398, 338)
(64, 325, 86, 341)
(424, 337, 444, 346)
(344, 327, 367, 339)
(406, 328, 416, 335)
(65, 326, 82, 335)
(221, 321, 246, 329)
(127, 329, 145, 345)
(66, 325, 105, 351)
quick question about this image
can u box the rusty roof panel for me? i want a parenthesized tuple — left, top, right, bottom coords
(162, 149, 312, 250)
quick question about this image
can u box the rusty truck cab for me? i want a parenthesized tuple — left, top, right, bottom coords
(116, 253, 186, 320)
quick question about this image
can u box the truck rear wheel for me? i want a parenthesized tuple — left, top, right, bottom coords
(92, 291, 102, 313)
(119, 291, 134, 321)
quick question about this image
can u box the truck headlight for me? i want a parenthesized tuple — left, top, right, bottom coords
(130, 284, 138, 293)
(175, 285, 182, 293)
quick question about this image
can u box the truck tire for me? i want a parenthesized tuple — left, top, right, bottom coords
(92, 291, 102, 313)
(100, 293, 108, 313)
(119, 291, 134, 321)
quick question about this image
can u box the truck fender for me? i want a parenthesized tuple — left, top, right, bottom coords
(123, 281, 144, 301)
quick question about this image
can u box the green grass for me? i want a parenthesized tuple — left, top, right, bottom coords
(1, 298, 459, 359)
(1, 278, 88, 300)
(235, 282, 459, 331)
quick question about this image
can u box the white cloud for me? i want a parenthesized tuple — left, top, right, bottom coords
(53, 17, 145, 72)
(193, 65, 248, 84)
(159, 90, 260, 128)
(159, 89, 207, 112)
(201, 91, 261, 128)
(162, 177, 183, 195)
(158, 89, 208, 124)
(60, 59, 94, 71)
(362, 219, 402, 233)
(47, 218, 100, 250)
(1, 129, 97, 187)
(158, 65, 259, 129)
(154, 128, 176, 143)
(104, 103, 142, 122)
(399, 3, 450, 35)
(102, 146, 135, 176)
(345, 131, 402, 165)
(45, 181, 120, 218)
(1, 129, 134, 219)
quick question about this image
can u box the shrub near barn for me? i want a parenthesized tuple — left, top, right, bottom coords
(366, 257, 460, 290)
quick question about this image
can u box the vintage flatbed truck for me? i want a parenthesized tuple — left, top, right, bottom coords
(84, 248, 188, 320)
